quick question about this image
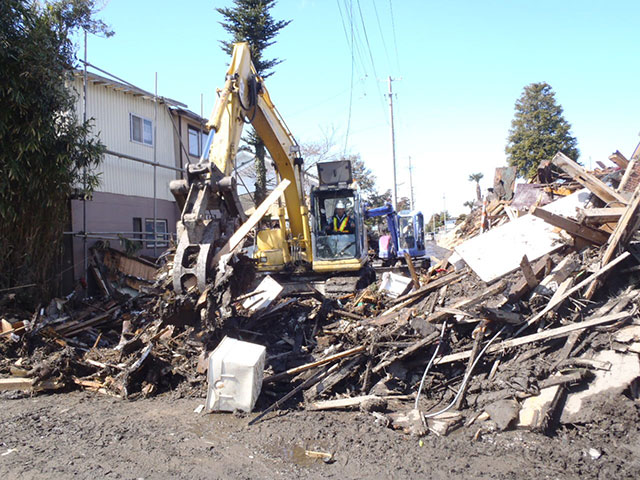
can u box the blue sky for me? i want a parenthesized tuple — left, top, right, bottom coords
(80, 0, 640, 216)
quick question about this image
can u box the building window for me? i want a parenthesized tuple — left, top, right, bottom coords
(188, 126, 205, 157)
(130, 113, 153, 146)
(133, 217, 143, 246)
(145, 219, 168, 248)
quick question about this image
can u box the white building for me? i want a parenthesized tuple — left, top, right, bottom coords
(66, 68, 207, 283)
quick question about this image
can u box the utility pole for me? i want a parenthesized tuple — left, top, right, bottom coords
(408, 156, 414, 211)
(387, 76, 398, 210)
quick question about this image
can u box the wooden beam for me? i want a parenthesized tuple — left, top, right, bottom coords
(552, 152, 627, 205)
(435, 311, 630, 365)
(530, 206, 610, 245)
(0, 377, 35, 391)
(584, 182, 640, 299)
(212, 179, 290, 266)
(519, 255, 538, 289)
(403, 252, 421, 289)
(578, 207, 626, 225)
(609, 150, 629, 169)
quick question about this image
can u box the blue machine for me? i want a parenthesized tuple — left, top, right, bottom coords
(365, 204, 426, 261)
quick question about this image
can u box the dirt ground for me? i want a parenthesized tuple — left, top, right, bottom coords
(1, 390, 638, 480)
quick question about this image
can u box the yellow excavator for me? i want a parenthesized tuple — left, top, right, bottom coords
(170, 43, 368, 293)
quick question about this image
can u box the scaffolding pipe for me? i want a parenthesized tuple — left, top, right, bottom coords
(104, 149, 184, 173)
(82, 30, 88, 295)
(153, 73, 158, 257)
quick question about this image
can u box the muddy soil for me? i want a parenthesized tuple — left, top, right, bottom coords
(1, 391, 638, 479)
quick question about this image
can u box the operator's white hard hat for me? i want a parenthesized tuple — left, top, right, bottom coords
(336, 201, 346, 209)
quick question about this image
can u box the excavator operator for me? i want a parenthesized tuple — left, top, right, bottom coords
(327, 200, 355, 234)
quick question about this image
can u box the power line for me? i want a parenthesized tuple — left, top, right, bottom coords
(352, 0, 388, 123)
(344, 0, 355, 154)
(388, 0, 401, 73)
(371, 0, 392, 72)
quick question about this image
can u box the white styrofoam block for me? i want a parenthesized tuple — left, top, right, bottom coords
(205, 336, 266, 413)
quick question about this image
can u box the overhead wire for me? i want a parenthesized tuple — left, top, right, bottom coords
(356, 0, 387, 120)
(343, 0, 355, 154)
(371, 0, 392, 72)
(388, 0, 402, 74)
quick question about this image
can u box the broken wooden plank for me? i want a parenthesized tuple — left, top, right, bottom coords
(434, 311, 630, 365)
(609, 150, 629, 169)
(578, 207, 626, 225)
(520, 255, 538, 289)
(390, 270, 466, 306)
(372, 330, 440, 374)
(584, 182, 640, 300)
(304, 355, 365, 402)
(507, 255, 550, 302)
(530, 206, 609, 245)
(212, 178, 291, 266)
(263, 345, 366, 384)
(0, 377, 35, 391)
(551, 152, 627, 205)
(427, 279, 508, 324)
(523, 251, 630, 328)
(403, 252, 421, 289)
(308, 394, 410, 411)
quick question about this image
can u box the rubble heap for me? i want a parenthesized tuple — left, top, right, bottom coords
(2, 151, 640, 439)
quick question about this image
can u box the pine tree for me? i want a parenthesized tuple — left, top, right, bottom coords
(505, 82, 579, 179)
(217, 0, 290, 205)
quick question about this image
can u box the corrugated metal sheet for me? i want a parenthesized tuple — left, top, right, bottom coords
(72, 77, 178, 201)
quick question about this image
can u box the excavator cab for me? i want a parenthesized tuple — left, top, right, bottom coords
(397, 210, 426, 257)
(310, 161, 368, 273)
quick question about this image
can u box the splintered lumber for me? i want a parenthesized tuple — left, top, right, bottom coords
(522, 251, 630, 329)
(304, 355, 364, 401)
(372, 330, 440, 373)
(435, 311, 631, 365)
(551, 152, 628, 205)
(584, 183, 640, 300)
(519, 255, 539, 289)
(427, 280, 508, 324)
(579, 207, 626, 225)
(530, 206, 610, 245)
(507, 255, 550, 302)
(250, 364, 337, 425)
(263, 345, 366, 384)
(212, 178, 290, 266)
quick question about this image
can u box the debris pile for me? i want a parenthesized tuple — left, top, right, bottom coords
(2, 150, 640, 440)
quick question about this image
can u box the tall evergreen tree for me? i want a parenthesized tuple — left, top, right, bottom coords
(505, 82, 579, 179)
(0, 0, 109, 304)
(216, 0, 290, 205)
